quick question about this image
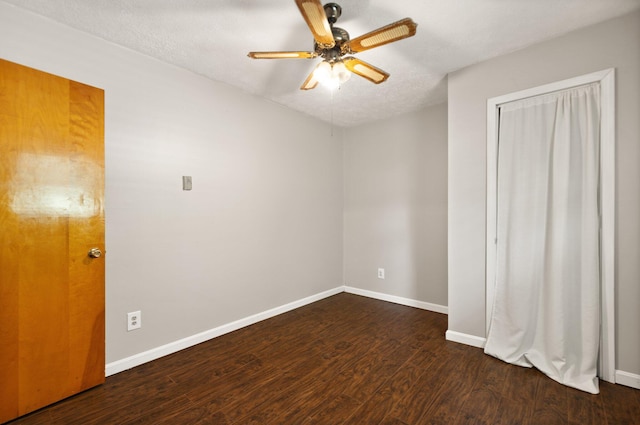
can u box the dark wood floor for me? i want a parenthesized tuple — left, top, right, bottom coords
(8, 293, 640, 424)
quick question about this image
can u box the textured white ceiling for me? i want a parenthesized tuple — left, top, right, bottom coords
(3, 0, 640, 127)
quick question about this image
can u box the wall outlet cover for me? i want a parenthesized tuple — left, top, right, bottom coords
(127, 311, 142, 331)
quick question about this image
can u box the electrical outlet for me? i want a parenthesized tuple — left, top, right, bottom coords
(377, 268, 385, 279)
(127, 311, 142, 331)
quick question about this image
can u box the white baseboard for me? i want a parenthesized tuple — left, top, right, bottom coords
(344, 286, 448, 314)
(615, 370, 640, 390)
(106, 287, 639, 391)
(445, 330, 486, 348)
(105, 286, 343, 376)
(107, 286, 449, 376)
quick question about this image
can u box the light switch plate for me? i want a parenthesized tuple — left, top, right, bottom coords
(182, 176, 192, 191)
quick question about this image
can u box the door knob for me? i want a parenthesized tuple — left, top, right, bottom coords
(88, 248, 102, 258)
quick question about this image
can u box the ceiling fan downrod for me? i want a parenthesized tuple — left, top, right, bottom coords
(318, 3, 350, 61)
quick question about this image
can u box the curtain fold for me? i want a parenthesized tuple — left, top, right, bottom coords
(484, 83, 601, 394)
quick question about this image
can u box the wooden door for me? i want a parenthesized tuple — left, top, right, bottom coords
(0, 59, 105, 423)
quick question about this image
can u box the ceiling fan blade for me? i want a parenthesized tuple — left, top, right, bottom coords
(343, 57, 390, 84)
(348, 18, 417, 53)
(295, 0, 335, 49)
(248, 51, 317, 59)
(300, 63, 322, 90)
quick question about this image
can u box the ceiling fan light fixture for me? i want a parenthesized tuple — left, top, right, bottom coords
(332, 60, 351, 83)
(313, 60, 351, 89)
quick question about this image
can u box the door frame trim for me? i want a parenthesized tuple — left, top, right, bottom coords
(485, 68, 616, 383)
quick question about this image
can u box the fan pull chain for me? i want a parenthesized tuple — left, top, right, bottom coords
(330, 87, 334, 136)
(330, 84, 343, 137)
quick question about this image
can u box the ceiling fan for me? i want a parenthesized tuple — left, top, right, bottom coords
(248, 0, 417, 90)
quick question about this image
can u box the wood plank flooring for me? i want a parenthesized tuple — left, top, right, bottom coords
(7, 293, 640, 424)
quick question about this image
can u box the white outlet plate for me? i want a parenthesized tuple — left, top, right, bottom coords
(377, 268, 385, 279)
(127, 311, 142, 331)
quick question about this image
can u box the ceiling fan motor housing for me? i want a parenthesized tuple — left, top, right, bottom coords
(315, 26, 350, 60)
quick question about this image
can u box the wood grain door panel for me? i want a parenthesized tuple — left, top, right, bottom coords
(0, 59, 105, 423)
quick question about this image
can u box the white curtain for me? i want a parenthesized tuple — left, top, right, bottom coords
(484, 83, 601, 394)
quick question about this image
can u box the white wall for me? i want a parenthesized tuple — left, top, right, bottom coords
(344, 104, 448, 308)
(448, 10, 640, 376)
(5, 0, 638, 381)
(0, 3, 343, 363)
